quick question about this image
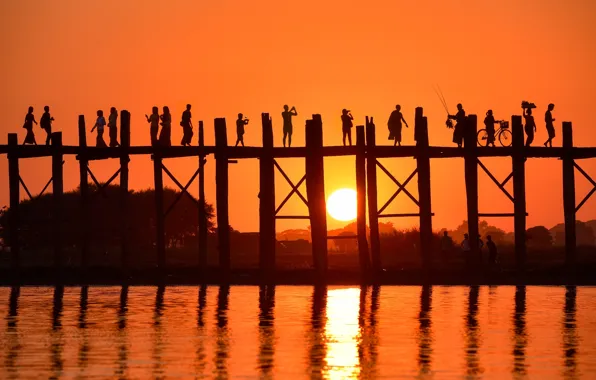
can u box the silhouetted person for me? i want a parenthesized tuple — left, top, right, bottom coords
(180, 104, 193, 146)
(108, 107, 119, 147)
(235, 113, 249, 147)
(158, 106, 171, 147)
(40, 106, 54, 146)
(461, 233, 471, 264)
(524, 108, 536, 147)
(22, 106, 37, 145)
(544, 103, 556, 147)
(484, 110, 498, 147)
(341, 109, 354, 146)
(91, 110, 107, 147)
(388, 104, 409, 146)
(448, 103, 466, 147)
(146, 106, 160, 146)
(486, 235, 498, 265)
(440, 231, 453, 262)
(282, 105, 297, 147)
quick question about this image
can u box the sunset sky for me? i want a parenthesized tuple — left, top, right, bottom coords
(1, 0, 595, 233)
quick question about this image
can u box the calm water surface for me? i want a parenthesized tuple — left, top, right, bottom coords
(0, 285, 595, 379)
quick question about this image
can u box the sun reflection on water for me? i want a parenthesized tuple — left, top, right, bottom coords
(324, 288, 361, 379)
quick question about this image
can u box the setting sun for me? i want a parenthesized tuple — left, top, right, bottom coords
(327, 188, 357, 222)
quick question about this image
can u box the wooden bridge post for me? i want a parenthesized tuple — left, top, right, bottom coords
(51, 132, 64, 270)
(259, 113, 276, 277)
(305, 115, 327, 279)
(365, 117, 381, 272)
(214, 118, 231, 273)
(198, 121, 208, 271)
(77, 116, 89, 268)
(512, 115, 527, 268)
(152, 152, 166, 272)
(120, 110, 130, 269)
(356, 125, 370, 277)
(7, 134, 20, 269)
(562, 122, 576, 265)
(415, 108, 433, 269)
(464, 115, 479, 262)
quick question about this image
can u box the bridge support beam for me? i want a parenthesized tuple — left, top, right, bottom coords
(562, 121, 576, 266)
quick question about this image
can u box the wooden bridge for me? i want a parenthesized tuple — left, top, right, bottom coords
(1, 107, 595, 280)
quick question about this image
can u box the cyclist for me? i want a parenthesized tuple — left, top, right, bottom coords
(483, 110, 498, 147)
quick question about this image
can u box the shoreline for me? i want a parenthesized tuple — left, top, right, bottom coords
(1, 267, 595, 286)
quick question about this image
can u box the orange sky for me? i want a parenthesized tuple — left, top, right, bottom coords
(1, 0, 595, 232)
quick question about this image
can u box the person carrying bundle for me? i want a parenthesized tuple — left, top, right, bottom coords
(387, 104, 409, 146)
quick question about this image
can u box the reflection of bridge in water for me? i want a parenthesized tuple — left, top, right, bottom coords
(0, 285, 585, 378)
(1, 107, 595, 279)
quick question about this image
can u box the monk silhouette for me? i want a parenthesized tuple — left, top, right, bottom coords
(22, 106, 37, 145)
(282, 105, 297, 147)
(341, 109, 354, 146)
(145, 106, 160, 146)
(544, 103, 555, 147)
(91, 110, 107, 147)
(387, 105, 409, 146)
(235, 113, 249, 147)
(40, 106, 54, 146)
(448, 104, 466, 148)
(108, 107, 120, 147)
(158, 106, 171, 147)
(180, 104, 193, 146)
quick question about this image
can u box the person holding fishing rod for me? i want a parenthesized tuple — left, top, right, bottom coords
(388, 105, 409, 146)
(448, 103, 466, 148)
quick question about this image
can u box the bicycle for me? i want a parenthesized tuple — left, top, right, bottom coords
(477, 120, 512, 147)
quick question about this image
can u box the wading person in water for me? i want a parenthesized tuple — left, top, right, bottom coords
(180, 104, 193, 146)
(484, 110, 498, 147)
(22, 106, 37, 145)
(341, 109, 354, 146)
(387, 105, 409, 146)
(544, 103, 556, 147)
(108, 107, 119, 147)
(145, 106, 160, 146)
(235, 113, 249, 147)
(448, 103, 466, 148)
(524, 108, 536, 147)
(486, 235, 498, 266)
(282, 105, 297, 147)
(91, 110, 107, 147)
(40, 106, 54, 146)
(159, 106, 172, 147)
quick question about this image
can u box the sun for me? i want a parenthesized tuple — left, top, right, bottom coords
(327, 188, 357, 222)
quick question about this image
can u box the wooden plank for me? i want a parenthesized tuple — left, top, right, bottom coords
(355, 125, 370, 276)
(365, 117, 381, 272)
(214, 118, 230, 272)
(198, 121, 208, 271)
(51, 132, 64, 270)
(259, 113, 276, 276)
(416, 110, 433, 269)
(120, 110, 130, 269)
(7, 134, 20, 269)
(464, 115, 479, 263)
(512, 115, 527, 269)
(305, 115, 327, 279)
(562, 121, 576, 265)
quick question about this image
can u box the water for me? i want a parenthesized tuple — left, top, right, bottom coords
(0, 286, 595, 379)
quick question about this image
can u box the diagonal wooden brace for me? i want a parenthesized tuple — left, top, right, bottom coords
(87, 166, 121, 198)
(163, 166, 201, 217)
(477, 159, 514, 203)
(378, 168, 418, 215)
(376, 160, 420, 211)
(273, 159, 309, 207)
(275, 174, 307, 215)
(574, 162, 596, 212)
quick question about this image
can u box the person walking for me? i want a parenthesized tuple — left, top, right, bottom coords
(40, 106, 54, 146)
(388, 105, 409, 146)
(544, 103, 556, 147)
(108, 107, 120, 147)
(235, 113, 249, 147)
(180, 104, 193, 146)
(22, 106, 37, 145)
(91, 110, 107, 147)
(158, 106, 172, 147)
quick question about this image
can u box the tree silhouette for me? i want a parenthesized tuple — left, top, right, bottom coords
(526, 226, 553, 249)
(0, 184, 215, 251)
